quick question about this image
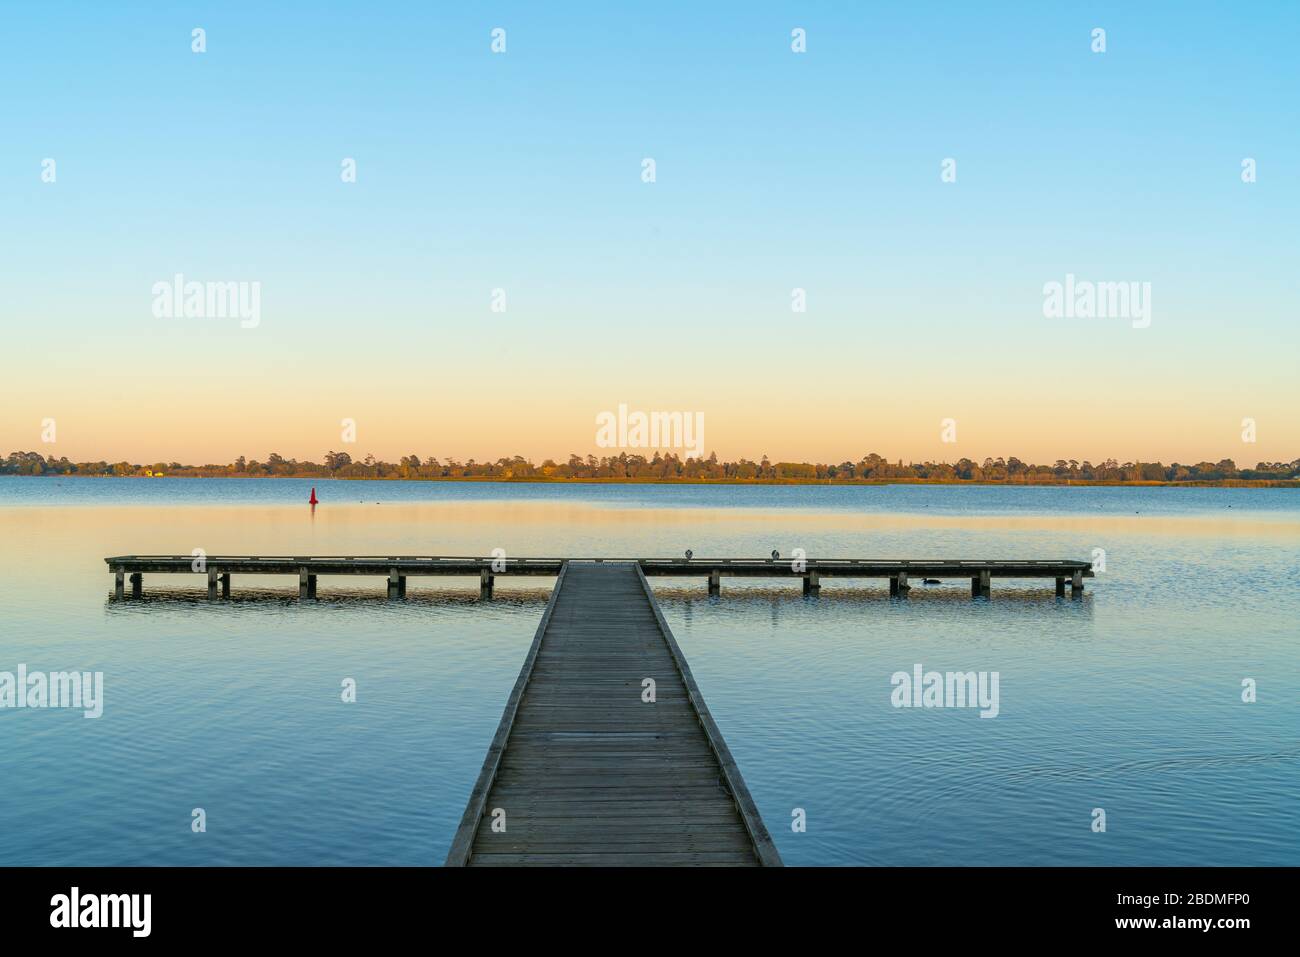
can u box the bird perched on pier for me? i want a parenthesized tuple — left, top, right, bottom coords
(685, 549, 693, 561)
(771, 549, 780, 560)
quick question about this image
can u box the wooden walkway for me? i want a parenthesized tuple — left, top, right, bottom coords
(103, 554, 1094, 600)
(446, 561, 781, 867)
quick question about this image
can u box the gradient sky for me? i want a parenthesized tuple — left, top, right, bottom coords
(2, 2, 1296, 466)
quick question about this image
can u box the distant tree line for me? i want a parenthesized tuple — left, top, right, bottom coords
(4, 449, 1299, 485)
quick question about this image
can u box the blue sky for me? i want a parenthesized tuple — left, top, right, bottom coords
(2, 2, 1296, 463)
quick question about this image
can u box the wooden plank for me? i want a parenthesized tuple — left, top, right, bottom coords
(488, 785, 733, 801)
(475, 814, 745, 828)
(471, 837, 756, 852)
(468, 852, 756, 866)
(475, 817, 740, 829)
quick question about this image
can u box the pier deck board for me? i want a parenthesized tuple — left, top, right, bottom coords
(446, 561, 780, 867)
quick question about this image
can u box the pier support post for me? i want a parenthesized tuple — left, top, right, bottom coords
(708, 569, 720, 596)
(221, 573, 231, 599)
(480, 568, 493, 599)
(299, 569, 309, 600)
(207, 569, 218, 601)
(1055, 576, 1066, 597)
(802, 571, 820, 596)
(307, 575, 317, 600)
(890, 572, 908, 596)
(114, 568, 125, 600)
(130, 572, 143, 599)
(388, 569, 404, 600)
(971, 570, 990, 598)
(1071, 570, 1084, 599)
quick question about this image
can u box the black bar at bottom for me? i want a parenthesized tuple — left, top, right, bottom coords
(0, 866, 1284, 943)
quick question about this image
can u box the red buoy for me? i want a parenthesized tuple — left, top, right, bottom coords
(309, 487, 318, 505)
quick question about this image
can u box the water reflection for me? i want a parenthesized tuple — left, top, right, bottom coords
(652, 584, 1096, 618)
(102, 587, 556, 610)
(103, 577, 1097, 621)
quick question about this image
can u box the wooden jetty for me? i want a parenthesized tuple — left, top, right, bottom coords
(446, 561, 781, 866)
(103, 555, 1094, 600)
(101, 552, 1095, 865)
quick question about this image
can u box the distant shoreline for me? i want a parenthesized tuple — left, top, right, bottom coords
(6, 474, 1298, 489)
(10, 450, 1297, 486)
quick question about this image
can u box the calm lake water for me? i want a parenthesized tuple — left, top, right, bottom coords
(1, 477, 1297, 866)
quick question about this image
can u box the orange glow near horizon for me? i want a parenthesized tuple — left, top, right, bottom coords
(2, 380, 1296, 467)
